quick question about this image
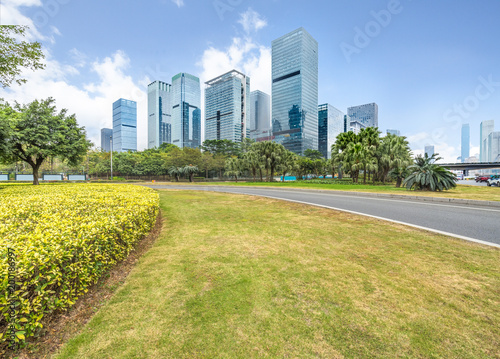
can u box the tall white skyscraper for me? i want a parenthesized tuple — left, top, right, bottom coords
(425, 145, 434, 158)
(205, 70, 250, 143)
(171, 73, 202, 148)
(348, 103, 379, 128)
(148, 81, 172, 149)
(461, 123, 470, 163)
(480, 120, 494, 162)
(272, 27, 318, 155)
(249, 90, 271, 141)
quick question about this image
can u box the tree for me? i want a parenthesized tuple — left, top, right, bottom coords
(304, 149, 324, 160)
(243, 150, 264, 182)
(260, 141, 285, 182)
(0, 98, 91, 185)
(277, 150, 298, 182)
(224, 157, 244, 182)
(168, 166, 183, 182)
(0, 26, 45, 87)
(201, 139, 241, 157)
(183, 165, 199, 182)
(378, 134, 412, 185)
(403, 153, 457, 191)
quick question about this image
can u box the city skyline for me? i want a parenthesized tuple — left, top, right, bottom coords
(1, 1, 500, 162)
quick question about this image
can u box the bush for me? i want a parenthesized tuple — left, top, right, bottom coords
(0, 184, 159, 349)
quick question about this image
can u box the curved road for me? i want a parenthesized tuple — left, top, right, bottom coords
(146, 185, 500, 248)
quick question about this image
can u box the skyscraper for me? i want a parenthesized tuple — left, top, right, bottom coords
(461, 123, 470, 163)
(480, 120, 494, 162)
(347, 103, 378, 128)
(100, 128, 113, 152)
(272, 27, 318, 155)
(318, 104, 344, 158)
(250, 90, 271, 141)
(172, 73, 202, 148)
(148, 80, 172, 149)
(112, 98, 137, 152)
(205, 69, 250, 143)
(487, 131, 500, 162)
(425, 145, 434, 158)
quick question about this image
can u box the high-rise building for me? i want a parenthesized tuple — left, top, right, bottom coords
(148, 81, 172, 149)
(461, 123, 470, 163)
(205, 69, 250, 143)
(100, 128, 113, 152)
(112, 98, 137, 152)
(425, 145, 434, 158)
(347, 103, 378, 128)
(171, 73, 202, 148)
(318, 104, 344, 158)
(349, 120, 366, 134)
(343, 115, 351, 132)
(480, 120, 494, 162)
(272, 27, 318, 155)
(250, 90, 271, 141)
(487, 131, 500, 162)
(387, 129, 400, 136)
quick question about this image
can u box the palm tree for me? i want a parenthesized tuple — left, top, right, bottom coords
(403, 153, 457, 191)
(183, 165, 198, 183)
(243, 150, 263, 182)
(277, 150, 298, 182)
(224, 157, 243, 182)
(168, 166, 183, 182)
(259, 141, 285, 182)
(378, 134, 412, 185)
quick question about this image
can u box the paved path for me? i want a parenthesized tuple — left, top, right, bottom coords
(145, 185, 500, 248)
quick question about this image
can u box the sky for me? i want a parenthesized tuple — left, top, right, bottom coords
(1, 0, 500, 162)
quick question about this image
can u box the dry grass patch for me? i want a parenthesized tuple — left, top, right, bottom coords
(54, 191, 499, 358)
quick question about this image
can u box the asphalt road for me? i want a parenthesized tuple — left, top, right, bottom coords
(146, 185, 500, 248)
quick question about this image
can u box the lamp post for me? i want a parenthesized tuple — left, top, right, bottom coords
(110, 135, 113, 181)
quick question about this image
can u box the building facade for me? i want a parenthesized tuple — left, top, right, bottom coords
(249, 90, 271, 141)
(148, 81, 172, 149)
(487, 131, 500, 162)
(347, 103, 378, 128)
(272, 27, 318, 155)
(171, 73, 201, 148)
(480, 120, 495, 162)
(100, 128, 113, 152)
(387, 129, 400, 136)
(461, 123, 470, 163)
(318, 104, 344, 158)
(112, 98, 137, 152)
(349, 120, 366, 134)
(425, 145, 434, 158)
(205, 69, 250, 143)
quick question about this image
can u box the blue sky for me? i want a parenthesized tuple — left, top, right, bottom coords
(1, 0, 500, 161)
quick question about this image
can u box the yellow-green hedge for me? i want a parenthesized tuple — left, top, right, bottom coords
(0, 184, 159, 348)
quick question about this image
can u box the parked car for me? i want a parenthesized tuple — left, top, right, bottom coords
(487, 175, 500, 187)
(476, 176, 490, 183)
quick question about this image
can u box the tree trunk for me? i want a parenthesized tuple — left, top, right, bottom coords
(32, 165, 40, 185)
(190, 173, 194, 182)
(396, 177, 402, 188)
(363, 165, 367, 184)
(259, 168, 263, 182)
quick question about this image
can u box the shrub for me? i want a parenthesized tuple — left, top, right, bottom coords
(0, 184, 159, 349)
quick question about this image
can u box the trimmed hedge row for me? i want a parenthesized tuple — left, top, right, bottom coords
(0, 184, 159, 349)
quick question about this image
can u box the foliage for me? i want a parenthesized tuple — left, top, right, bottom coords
(0, 184, 159, 349)
(224, 157, 244, 182)
(403, 153, 457, 191)
(183, 165, 199, 182)
(0, 98, 91, 185)
(0, 26, 45, 87)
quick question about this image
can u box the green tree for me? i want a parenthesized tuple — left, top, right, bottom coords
(277, 150, 298, 182)
(183, 165, 199, 182)
(259, 141, 285, 182)
(378, 134, 412, 185)
(0, 98, 91, 185)
(224, 157, 244, 182)
(304, 149, 324, 160)
(0, 26, 45, 87)
(201, 139, 241, 157)
(243, 149, 264, 181)
(403, 153, 457, 191)
(168, 166, 183, 182)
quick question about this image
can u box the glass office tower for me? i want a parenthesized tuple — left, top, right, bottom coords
(250, 90, 271, 141)
(171, 73, 201, 148)
(148, 81, 172, 149)
(488, 131, 500, 162)
(347, 103, 379, 128)
(112, 98, 137, 152)
(205, 69, 250, 143)
(100, 128, 113, 152)
(318, 104, 344, 158)
(425, 145, 434, 158)
(461, 123, 470, 163)
(272, 27, 318, 155)
(480, 120, 494, 162)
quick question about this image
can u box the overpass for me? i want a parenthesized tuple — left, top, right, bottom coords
(438, 162, 500, 175)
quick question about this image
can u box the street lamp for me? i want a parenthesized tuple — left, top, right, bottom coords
(110, 135, 113, 180)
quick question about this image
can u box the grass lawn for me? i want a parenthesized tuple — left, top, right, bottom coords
(147, 180, 500, 202)
(54, 190, 500, 358)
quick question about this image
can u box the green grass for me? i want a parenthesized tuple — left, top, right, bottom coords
(53, 190, 500, 358)
(147, 180, 500, 202)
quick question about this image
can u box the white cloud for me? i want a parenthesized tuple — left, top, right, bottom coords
(406, 131, 458, 163)
(171, 0, 184, 8)
(238, 8, 267, 34)
(0, 51, 148, 151)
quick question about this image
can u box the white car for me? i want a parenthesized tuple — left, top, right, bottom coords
(487, 177, 500, 187)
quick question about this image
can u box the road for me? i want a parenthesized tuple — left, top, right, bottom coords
(146, 185, 500, 248)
